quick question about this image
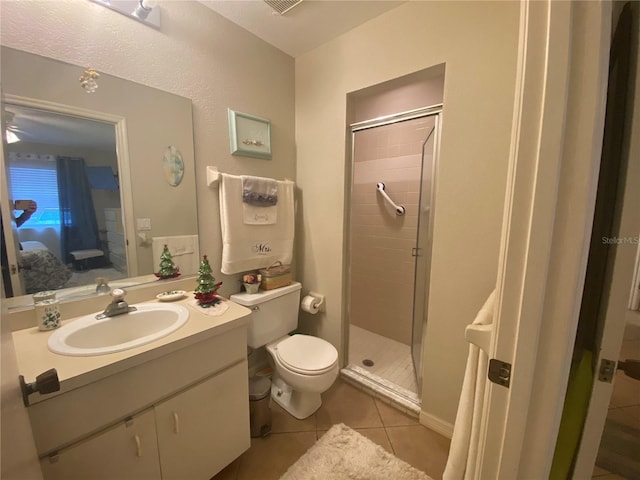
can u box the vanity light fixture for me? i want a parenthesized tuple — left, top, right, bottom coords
(89, 0, 161, 29)
(79, 67, 100, 94)
(133, 0, 158, 20)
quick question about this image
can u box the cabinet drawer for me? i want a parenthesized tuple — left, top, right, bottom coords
(108, 241, 126, 256)
(106, 231, 125, 246)
(104, 208, 122, 222)
(105, 219, 124, 234)
(40, 408, 160, 480)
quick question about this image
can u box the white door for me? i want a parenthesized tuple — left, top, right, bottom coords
(473, 0, 616, 478)
(0, 290, 42, 479)
(1, 96, 25, 296)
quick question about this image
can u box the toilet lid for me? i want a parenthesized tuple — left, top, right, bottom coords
(276, 335, 338, 375)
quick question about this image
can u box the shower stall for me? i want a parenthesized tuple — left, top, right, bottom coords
(344, 106, 441, 410)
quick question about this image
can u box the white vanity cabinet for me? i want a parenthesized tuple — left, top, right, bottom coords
(155, 361, 248, 479)
(40, 408, 161, 480)
(26, 323, 251, 480)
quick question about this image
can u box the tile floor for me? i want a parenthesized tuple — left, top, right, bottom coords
(348, 324, 418, 394)
(212, 378, 450, 480)
(592, 321, 640, 479)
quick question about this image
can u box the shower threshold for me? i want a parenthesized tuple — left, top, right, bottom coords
(341, 364, 421, 417)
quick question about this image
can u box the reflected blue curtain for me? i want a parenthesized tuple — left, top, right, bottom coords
(56, 157, 100, 263)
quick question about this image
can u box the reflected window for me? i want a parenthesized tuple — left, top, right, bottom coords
(9, 158, 61, 226)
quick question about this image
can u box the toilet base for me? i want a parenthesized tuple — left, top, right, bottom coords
(271, 377, 322, 420)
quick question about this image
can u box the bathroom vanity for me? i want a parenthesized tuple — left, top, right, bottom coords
(11, 294, 252, 480)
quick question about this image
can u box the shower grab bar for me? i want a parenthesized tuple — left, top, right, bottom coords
(376, 183, 405, 216)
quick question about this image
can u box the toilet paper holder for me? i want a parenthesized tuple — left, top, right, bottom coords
(302, 292, 325, 313)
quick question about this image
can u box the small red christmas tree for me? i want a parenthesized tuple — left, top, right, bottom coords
(194, 255, 222, 306)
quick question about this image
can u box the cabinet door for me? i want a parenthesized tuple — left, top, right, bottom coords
(155, 360, 250, 479)
(40, 408, 161, 480)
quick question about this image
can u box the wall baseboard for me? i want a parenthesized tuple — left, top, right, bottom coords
(419, 410, 454, 439)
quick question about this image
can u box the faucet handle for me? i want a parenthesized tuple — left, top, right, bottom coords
(111, 288, 126, 301)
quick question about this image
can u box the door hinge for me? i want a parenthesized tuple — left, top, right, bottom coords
(599, 358, 617, 383)
(488, 358, 511, 388)
(10, 264, 17, 274)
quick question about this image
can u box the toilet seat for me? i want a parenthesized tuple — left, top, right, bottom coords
(275, 335, 338, 376)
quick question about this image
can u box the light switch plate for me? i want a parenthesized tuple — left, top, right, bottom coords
(137, 218, 152, 231)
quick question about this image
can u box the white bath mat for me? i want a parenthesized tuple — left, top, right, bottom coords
(280, 423, 433, 480)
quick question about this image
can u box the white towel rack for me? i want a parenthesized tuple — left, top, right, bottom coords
(376, 182, 405, 216)
(207, 166, 294, 187)
(464, 289, 496, 354)
(207, 166, 220, 186)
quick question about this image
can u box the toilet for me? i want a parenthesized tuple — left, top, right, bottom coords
(230, 282, 338, 419)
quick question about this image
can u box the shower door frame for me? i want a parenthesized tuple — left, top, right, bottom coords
(345, 104, 442, 402)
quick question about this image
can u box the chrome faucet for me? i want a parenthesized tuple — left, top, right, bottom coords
(96, 288, 137, 319)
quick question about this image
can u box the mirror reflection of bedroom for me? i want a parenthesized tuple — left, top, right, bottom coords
(2, 104, 128, 296)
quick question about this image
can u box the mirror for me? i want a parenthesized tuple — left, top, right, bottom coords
(1, 46, 198, 306)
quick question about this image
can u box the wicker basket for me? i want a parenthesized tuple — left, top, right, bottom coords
(259, 261, 292, 290)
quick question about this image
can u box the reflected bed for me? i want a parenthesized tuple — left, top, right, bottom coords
(20, 241, 72, 294)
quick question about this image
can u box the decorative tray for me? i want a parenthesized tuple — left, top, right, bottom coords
(156, 290, 187, 302)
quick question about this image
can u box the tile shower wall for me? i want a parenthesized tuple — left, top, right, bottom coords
(349, 117, 431, 345)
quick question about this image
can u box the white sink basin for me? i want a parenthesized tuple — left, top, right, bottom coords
(48, 303, 189, 356)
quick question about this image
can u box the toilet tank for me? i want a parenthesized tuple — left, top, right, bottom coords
(230, 282, 301, 348)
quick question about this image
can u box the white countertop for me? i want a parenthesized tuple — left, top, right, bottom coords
(12, 293, 251, 401)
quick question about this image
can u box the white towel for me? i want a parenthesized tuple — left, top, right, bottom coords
(220, 173, 294, 274)
(443, 289, 496, 480)
(151, 235, 200, 276)
(242, 175, 278, 205)
(243, 203, 278, 225)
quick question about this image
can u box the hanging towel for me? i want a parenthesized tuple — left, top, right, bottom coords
(242, 175, 278, 225)
(220, 173, 294, 274)
(151, 235, 200, 276)
(443, 289, 496, 480)
(242, 175, 278, 206)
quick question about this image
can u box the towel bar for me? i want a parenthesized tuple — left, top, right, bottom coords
(376, 182, 405, 216)
(207, 166, 220, 186)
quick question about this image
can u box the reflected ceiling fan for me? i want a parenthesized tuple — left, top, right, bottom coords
(3, 109, 25, 144)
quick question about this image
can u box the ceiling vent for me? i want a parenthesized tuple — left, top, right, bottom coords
(264, 0, 303, 15)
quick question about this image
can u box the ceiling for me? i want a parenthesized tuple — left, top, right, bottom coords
(4, 2, 405, 148)
(199, 0, 405, 58)
(5, 105, 116, 151)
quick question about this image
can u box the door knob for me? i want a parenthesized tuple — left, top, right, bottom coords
(617, 359, 640, 380)
(19, 368, 60, 406)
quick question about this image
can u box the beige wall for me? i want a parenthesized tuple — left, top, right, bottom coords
(295, 1, 520, 425)
(351, 65, 445, 122)
(0, 1, 295, 296)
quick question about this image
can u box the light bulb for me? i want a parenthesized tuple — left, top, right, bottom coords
(134, 0, 157, 19)
(6, 130, 20, 144)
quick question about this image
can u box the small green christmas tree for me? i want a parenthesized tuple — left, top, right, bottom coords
(155, 244, 180, 279)
(194, 255, 222, 306)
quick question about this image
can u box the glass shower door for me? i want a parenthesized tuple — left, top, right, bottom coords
(411, 115, 438, 391)
(346, 106, 441, 403)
